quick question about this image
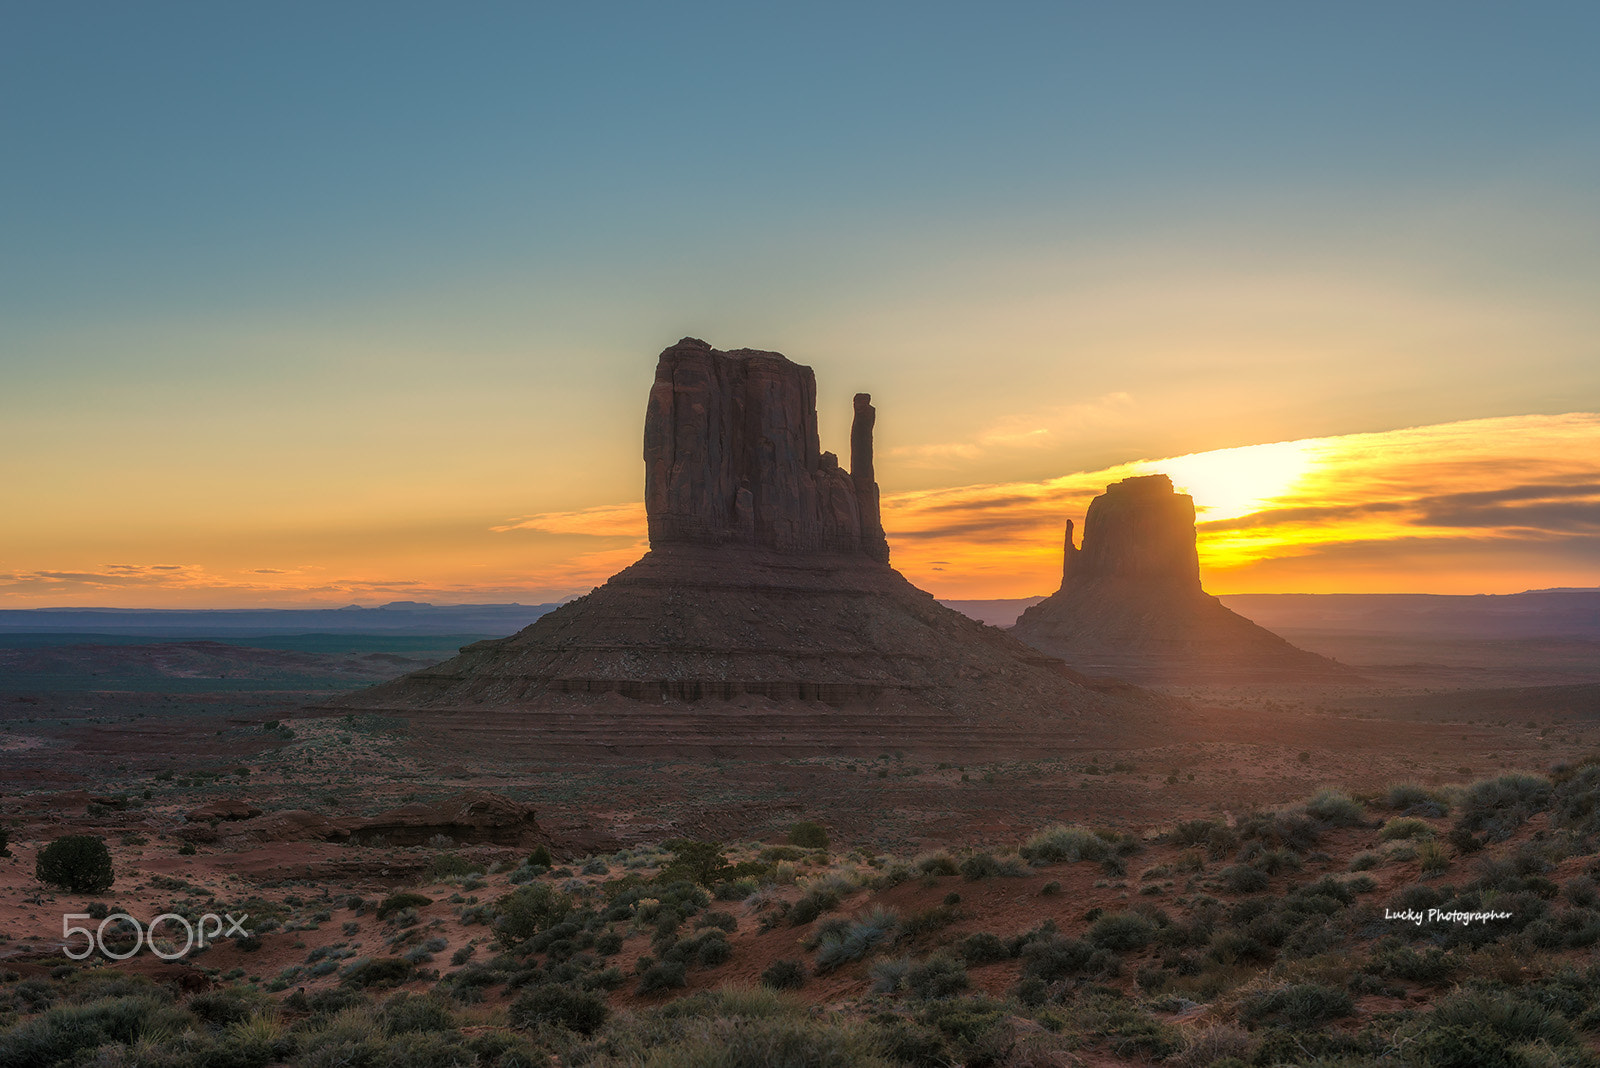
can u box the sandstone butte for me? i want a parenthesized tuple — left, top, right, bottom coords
(1010, 473, 1351, 685)
(336, 338, 1173, 760)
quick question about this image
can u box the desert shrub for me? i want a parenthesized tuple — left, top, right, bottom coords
(1174, 1023, 1254, 1067)
(814, 907, 898, 972)
(761, 959, 807, 990)
(1428, 988, 1578, 1047)
(379, 991, 456, 1035)
(656, 839, 735, 887)
(1304, 788, 1365, 827)
(915, 852, 959, 876)
(636, 960, 688, 994)
(1418, 839, 1451, 874)
(339, 956, 415, 989)
(900, 902, 960, 938)
(625, 1015, 893, 1068)
(1237, 811, 1322, 851)
(1220, 864, 1270, 893)
(958, 932, 1010, 965)
(1087, 911, 1156, 952)
(1455, 773, 1553, 841)
(905, 955, 969, 998)
(1565, 875, 1599, 909)
(1019, 824, 1112, 863)
(959, 852, 1002, 880)
(1551, 763, 1600, 836)
(1238, 983, 1354, 1028)
(1366, 943, 1459, 984)
(427, 854, 483, 880)
(787, 821, 830, 850)
(492, 883, 572, 948)
(527, 845, 553, 867)
(1387, 782, 1451, 816)
(1248, 847, 1302, 875)
(0, 827, 9, 858)
(35, 835, 114, 893)
(189, 986, 269, 1026)
(1020, 935, 1095, 981)
(0, 995, 190, 1066)
(375, 891, 432, 920)
(788, 877, 851, 926)
(1527, 907, 1600, 949)
(508, 983, 608, 1034)
(1380, 817, 1434, 841)
(759, 845, 806, 862)
(1348, 851, 1380, 871)
(1207, 930, 1271, 965)
(678, 928, 733, 967)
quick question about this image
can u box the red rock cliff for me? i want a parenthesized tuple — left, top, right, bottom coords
(643, 338, 889, 561)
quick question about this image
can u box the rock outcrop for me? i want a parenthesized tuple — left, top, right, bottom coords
(335, 339, 1172, 759)
(644, 338, 889, 561)
(1012, 474, 1350, 684)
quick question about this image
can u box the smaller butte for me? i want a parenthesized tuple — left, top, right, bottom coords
(1011, 474, 1351, 685)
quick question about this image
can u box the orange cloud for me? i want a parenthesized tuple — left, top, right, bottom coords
(884, 412, 1600, 597)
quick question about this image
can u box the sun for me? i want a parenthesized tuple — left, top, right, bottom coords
(1137, 440, 1317, 522)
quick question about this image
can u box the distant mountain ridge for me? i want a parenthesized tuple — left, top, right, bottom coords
(0, 601, 565, 636)
(5, 587, 1597, 641)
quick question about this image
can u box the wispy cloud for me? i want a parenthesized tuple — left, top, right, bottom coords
(491, 502, 646, 537)
(888, 393, 1136, 467)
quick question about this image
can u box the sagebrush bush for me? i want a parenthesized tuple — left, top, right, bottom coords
(1304, 788, 1365, 827)
(1456, 773, 1553, 841)
(1019, 825, 1112, 863)
(761, 959, 807, 990)
(1238, 983, 1354, 1028)
(375, 891, 431, 920)
(1087, 911, 1156, 951)
(787, 821, 830, 850)
(1220, 864, 1270, 893)
(1379, 817, 1433, 841)
(509, 983, 609, 1034)
(905, 955, 968, 998)
(378, 992, 456, 1035)
(339, 957, 415, 989)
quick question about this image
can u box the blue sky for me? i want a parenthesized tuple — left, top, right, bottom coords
(4, 3, 1598, 603)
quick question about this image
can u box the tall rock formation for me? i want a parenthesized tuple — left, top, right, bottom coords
(338, 339, 1169, 760)
(1012, 474, 1349, 684)
(643, 338, 889, 561)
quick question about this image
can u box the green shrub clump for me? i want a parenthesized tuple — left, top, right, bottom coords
(492, 884, 572, 948)
(509, 983, 609, 1035)
(762, 959, 807, 990)
(788, 821, 830, 850)
(375, 891, 433, 920)
(36, 835, 114, 893)
(1019, 825, 1112, 863)
(1239, 983, 1354, 1028)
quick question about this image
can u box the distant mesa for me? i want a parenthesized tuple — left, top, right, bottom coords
(1011, 474, 1351, 685)
(337, 338, 1168, 759)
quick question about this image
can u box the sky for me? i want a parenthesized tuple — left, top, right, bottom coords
(3, 3, 1598, 607)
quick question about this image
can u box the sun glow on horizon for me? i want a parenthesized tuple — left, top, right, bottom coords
(2, 413, 1596, 607)
(1137, 440, 1317, 525)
